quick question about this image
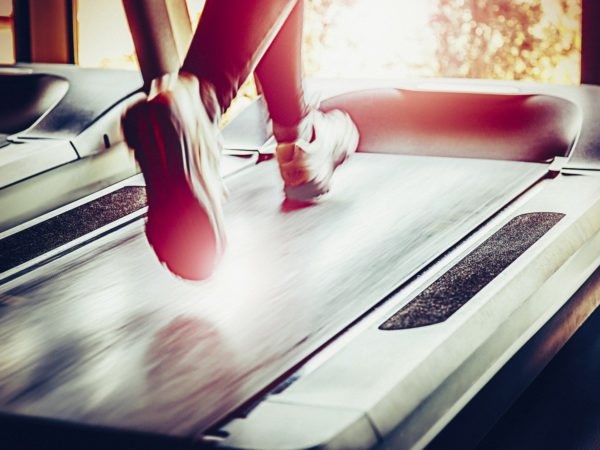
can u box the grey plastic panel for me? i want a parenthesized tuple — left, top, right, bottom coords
(0, 139, 77, 189)
(4, 63, 143, 140)
(310, 78, 600, 170)
(323, 89, 581, 162)
(0, 73, 68, 134)
(222, 402, 378, 450)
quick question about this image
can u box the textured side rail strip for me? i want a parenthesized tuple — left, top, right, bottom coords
(0, 186, 147, 273)
(380, 212, 565, 330)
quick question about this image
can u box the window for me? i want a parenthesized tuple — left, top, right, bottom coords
(75, 0, 581, 84)
(304, 0, 581, 84)
(75, 0, 205, 69)
(73, 0, 581, 121)
(0, 0, 14, 64)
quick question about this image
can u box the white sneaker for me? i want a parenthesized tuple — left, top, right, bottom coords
(274, 108, 359, 201)
(122, 72, 226, 281)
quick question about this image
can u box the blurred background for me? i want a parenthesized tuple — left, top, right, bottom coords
(0, 0, 583, 119)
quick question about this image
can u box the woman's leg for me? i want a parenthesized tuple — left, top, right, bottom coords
(254, 1, 360, 202)
(182, 0, 301, 115)
(255, 0, 307, 128)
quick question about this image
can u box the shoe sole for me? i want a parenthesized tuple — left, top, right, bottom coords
(123, 94, 220, 281)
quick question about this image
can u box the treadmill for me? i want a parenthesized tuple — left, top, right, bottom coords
(1, 6, 600, 450)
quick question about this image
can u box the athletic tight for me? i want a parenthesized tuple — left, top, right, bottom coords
(181, 0, 308, 127)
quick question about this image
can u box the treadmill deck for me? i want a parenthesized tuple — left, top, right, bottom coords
(0, 153, 547, 437)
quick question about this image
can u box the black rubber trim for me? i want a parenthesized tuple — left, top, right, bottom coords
(0, 186, 147, 273)
(380, 212, 565, 330)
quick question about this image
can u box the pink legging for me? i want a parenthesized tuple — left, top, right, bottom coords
(182, 0, 308, 127)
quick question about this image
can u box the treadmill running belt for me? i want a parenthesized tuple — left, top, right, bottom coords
(0, 154, 548, 436)
(379, 212, 565, 330)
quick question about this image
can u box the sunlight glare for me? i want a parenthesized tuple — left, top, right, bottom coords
(307, 0, 436, 79)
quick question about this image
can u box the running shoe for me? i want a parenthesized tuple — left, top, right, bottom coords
(122, 73, 226, 281)
(274, 108, 359, 201)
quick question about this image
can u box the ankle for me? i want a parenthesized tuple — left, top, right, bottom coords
(272, 110, 314, 143)
(149, 72, 222, 124)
